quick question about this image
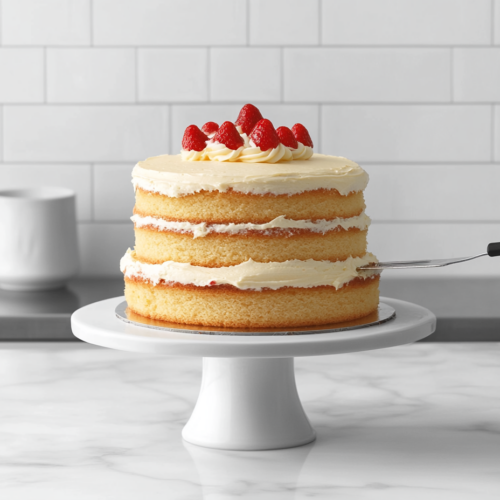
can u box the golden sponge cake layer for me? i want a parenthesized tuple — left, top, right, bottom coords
(124, 275, 380, 328)
(134, 188, 365, 224)
(134, 226, 367, 267)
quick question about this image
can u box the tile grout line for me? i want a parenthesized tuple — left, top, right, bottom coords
(371, 220, 500, 224)
(450, 47, 454, 103)
(207, 47, 211, 103)
(168, 104, 173, 154)
(492, 0, 495, 45)
(3, 101, 496, 106)
(280, 47, 284, 103)
(78, 220, 132, 225)
(3, 44, 500, 49)
(1, 160, 499, 166)
(246, 0, 250, 46)
(43, 47, 47, 103)
(89, 0, 94, 46)
(90, 163, 95, 221)
(0, 106, 3, 162)
(317, 104, 322, 154)
(318, 0, 322, 45)
(360, 161, 499, 165)
(492, 104, 495, 162)
(134, 48, 138, 103)
(363, 161, 500, 165)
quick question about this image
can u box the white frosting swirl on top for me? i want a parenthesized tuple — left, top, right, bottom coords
(239, 142, 290, 163)
(121, 250, 379, 291)
(131, 212, 371, 239)
(132, 154, 368, 197)
(181, 149, 206, 161)
(204, 142, 244, 162)
(183, 128, 297, 163)
(291, 142, 313, 160)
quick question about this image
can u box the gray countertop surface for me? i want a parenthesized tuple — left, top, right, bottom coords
(1, 341, 499, 499)
(0, 277, 499, 340)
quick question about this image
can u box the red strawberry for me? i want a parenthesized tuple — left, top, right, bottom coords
(276, 126, 298, 149)
(182, 125, 208, 152)
(291, 123, 313, 148)
(202, 121, 219, 135)
(235, 104, 263, 135)
(250, 119, 280, 151)
(213, 121, 244, 150)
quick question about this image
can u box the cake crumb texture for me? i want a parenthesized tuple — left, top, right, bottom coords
(134, 188, 366, 224)
(134, 226, 368, 267)
(124, 276, 380, 328)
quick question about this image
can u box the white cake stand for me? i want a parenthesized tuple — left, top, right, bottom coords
(71, 296, 435, 451)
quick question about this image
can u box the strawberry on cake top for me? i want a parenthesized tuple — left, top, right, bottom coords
(180, 104, 314, 163)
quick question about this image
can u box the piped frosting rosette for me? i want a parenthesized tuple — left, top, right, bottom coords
(291, 142, 313, 160)
(239, 141, 292, 163)
(204, 142, 245, 162)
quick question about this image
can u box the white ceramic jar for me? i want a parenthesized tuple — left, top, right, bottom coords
(0, 187, 79, 291)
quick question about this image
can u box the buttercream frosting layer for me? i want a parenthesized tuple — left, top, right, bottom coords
(132, 154, 368, 197)
(131, 212, 371, 239)
(120, 250, 379, 291)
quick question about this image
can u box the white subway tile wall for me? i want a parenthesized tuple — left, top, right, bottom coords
(321, 0, 492, 45)
(0, 0, 498, 277)
(284, 49, 451, 102)
(365, 165, 500, 221)
(210, 48, 282, 102)
(369, 223, 500, 278)
(0, 49, 45, 102)
(249, 0, 319, 46)
(46, 49, 136, 103)
(321, 105, 491, 162)
(93, 164, 135, 221)
(453, 48, 500, 102)
(78, 223, 134, 276)
(496, 0, 500, 45)
(495, 106, 500, 161)
(4, 106, 169, 162)
(1, 0, 91, 46)
(92, 0, 247, 46)
(138, 49, 208, 103)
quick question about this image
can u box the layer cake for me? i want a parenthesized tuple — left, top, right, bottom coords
(121, 106, 380, 328)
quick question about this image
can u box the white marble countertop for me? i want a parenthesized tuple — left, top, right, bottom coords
(1, 342, 499, 499)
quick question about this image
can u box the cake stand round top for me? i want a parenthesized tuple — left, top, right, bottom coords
(71, 297, 436, 358)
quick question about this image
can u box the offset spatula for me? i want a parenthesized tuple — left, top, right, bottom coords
(359, 242, 500, 270)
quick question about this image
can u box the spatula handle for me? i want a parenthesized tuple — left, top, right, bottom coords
(487, 242, 500, 257)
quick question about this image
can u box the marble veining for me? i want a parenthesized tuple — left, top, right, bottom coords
(0, 342, 499, 499)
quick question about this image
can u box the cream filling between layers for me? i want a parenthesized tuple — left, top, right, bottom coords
(121, 250, 379, 291)
(132, 154, 368, 197)
(131, 212, 371, 239)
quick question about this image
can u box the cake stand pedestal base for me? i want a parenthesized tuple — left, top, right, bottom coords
(183, 357, 314, 450)
(71, 297, 436, 451)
